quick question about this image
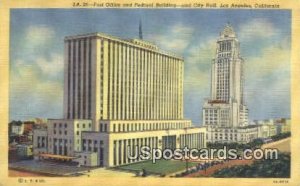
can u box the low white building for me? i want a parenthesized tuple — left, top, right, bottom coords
(74, 151, 98, 167)
(11, 124, 24, 135)
(257, 124, 277, 138)
(206, 125, 258, 144)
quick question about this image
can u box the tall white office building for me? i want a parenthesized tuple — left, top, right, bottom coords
(33, 24, 206, 167)
(203, 24, 249, 128)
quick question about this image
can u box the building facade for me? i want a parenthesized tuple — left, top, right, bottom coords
(203, 24, 255, 143)
(206, 125, 258, 144)
(34, 31, 206, 167)
(203, 24, 248, 128)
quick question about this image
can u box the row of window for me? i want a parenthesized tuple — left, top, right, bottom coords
(107, 39, 182, 120)
(109, 122, 189, 133)
(53, 122, 92, 129)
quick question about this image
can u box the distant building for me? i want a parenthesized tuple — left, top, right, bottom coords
(11, 124, 24, 135)
(34, 27, 206, 167)
(202, 24, 261, 144)
(206, 125, 258, 144)
(202, 24, 248, 128)
(16, 144, 33, 159)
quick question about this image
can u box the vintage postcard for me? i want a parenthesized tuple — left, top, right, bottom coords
(0, 0, 300, 186)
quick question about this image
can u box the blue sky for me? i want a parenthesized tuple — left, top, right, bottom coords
(9, 9, 291, 124)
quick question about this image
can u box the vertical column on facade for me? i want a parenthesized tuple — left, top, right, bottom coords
(127, 139, 131, 163)
(63, 42, 69, 118)
(181, 61, 184, 119)
(75, 40, 80, 119)
(136, 49, 140, 119)
(153, 53, 157, 119)
(139, 49, 143, 120)
(112, 42, 117, 120)
(146, 51, 149, 120)
(123, 140, 127, 164)
(200, 133, 203, 148)
(161, 55, 165, 119)
(132, 139, 136, 162)
(168, 57, 171, 119)
(120, 44, 124, 120)
(141, 49, 145, 119)
(202, 133, 205, 148)
(190, 134, 193, 149)
(115, 43, 119, 119)
(143, 50, 147, 120)
(141, 49, 145, 120)
(107, 41, 112, 119)
(116, 43, 121, 119)
(148, 51, 152, 119)
(196, 133, 199, 149)
(124, 45, 129, 120)
(171, 58, 175, 119)
(124, 45, 128, 120)
(102, 39, 107, 120)
(133, 48, 137, 120)
(69, 41, 74, 119)
(158, 54, 162, 119)
(136, 138, 140, 161)
(78, 39, 83, 119)
(166, 56, 170, 119)
(95, 38, 101, 128)
(128, 46, 133, 120)
(118, 140, 122, 165)
(72, 40, 77, 119)
(199, 133, 202, 148)
(147, 51, 151, 120)
(200, 133, 202, 148)
(159, 54, 163, 119)
(194, 134, 197, 149)
(115, 140, 119, 166)
(82, 39, 86, 119)
(150, 52, 154, 119)
(144, 50, 148, 120)
(169, 58, 172, 119)
(175, 59, 178, 119)
(165, 56, 169, 119)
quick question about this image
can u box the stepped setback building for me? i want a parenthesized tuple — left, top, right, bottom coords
(33, 29, 206, 167)
(203, 24, 257, 143)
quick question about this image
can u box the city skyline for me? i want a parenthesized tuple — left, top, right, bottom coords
(9, 9, 291, 124)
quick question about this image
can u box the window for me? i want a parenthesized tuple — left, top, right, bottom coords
(59, 123, 62, 128)
(77, 131, 79, 135)
(104, 124, 107, 132)
(64, 123, 67, 128)
(77, 123, 79, 128)
(64, 131, 67, 135)
(89, 123, 91, 128)
(53, 130, 56, 134)
(100, 123, 103, 132)
(83, 123, 86, 128)
(54, 123, 57, 128)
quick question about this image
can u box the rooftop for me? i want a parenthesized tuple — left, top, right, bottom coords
(64, 32, 183, 60)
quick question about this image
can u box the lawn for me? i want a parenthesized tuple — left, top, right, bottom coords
(116, 159, 199, 175)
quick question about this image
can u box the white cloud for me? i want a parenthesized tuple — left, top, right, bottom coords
(25, 25, 55, 47)
(10, 59, 63, 101)
(149, 23, 194, 54)
(244, 39, 290, 120)
(184, 37, 215, 90)
(36, 54, 64, 77)
(238, 18, 279, 41)
(245, 39, 290, 80)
